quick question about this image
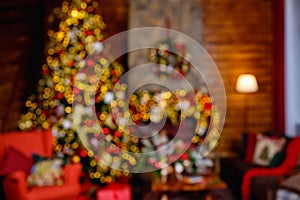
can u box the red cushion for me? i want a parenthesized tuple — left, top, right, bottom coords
(244, 132, 257, 163)
(0, 146, 33, 176)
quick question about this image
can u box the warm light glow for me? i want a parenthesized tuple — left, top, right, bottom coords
(236, 74, 258, 93)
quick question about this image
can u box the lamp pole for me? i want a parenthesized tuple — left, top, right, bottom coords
(244, 93, 248, 133)
(236, 74, 258, 133)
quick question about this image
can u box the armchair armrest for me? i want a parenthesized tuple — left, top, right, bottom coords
(3, 170, 28, 200)
(63, 163, 82, 184)
(241, 167, 293, 200)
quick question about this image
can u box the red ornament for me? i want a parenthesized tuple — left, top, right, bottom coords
(42, 110, 47, 115)
(154, 162, 161, 169)
(57, 93, 64, 99)
(112, 77, 118, 83)
(204, 103, 212, 110)
(80, 150, 87, 157)
(84, 30, 94, 36)
(199, 138, 205, 144)
(86, 58, 95, 67)
(95, 95, 101, 103)
(179, 153, 188, 161)
(103, 127, 110, 134)
(42, 68, 50, 75)
(58, 49, 63, 55)
(68, 60, 74, 67)
(73, 87, 81, 95)
(113, 148, 120, 154)
(114, 130, 122, 137)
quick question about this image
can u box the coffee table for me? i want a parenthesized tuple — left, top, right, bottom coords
(151, 173, 227, 200)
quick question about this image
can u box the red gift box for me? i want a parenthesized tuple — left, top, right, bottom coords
(96, 183, 131, 200)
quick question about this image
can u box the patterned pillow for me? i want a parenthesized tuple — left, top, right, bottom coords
(27, 157, 64, 187)
(252, 134, 286, 166)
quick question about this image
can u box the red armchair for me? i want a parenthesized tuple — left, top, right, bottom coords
(0, 129, 82, 200)
(241, 137, 300, 200)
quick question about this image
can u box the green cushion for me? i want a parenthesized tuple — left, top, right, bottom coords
(269, 151, 285, 167)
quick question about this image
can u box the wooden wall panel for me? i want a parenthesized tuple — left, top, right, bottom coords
(202, 0, 276, 153)
(97, 0, 129, 67)
(0, 0, 45, 132)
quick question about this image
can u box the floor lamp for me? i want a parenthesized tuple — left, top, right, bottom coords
(236, 74, 259, 133)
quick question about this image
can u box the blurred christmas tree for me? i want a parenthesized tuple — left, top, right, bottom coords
(18, 0, 139, 184)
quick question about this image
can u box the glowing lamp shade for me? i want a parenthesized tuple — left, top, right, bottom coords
(236, 74, 258, 93)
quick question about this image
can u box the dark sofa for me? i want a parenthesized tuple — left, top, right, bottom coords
(220, 134, 300, 200)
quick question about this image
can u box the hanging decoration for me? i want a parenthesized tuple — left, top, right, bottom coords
(148, 39, 191, 79)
